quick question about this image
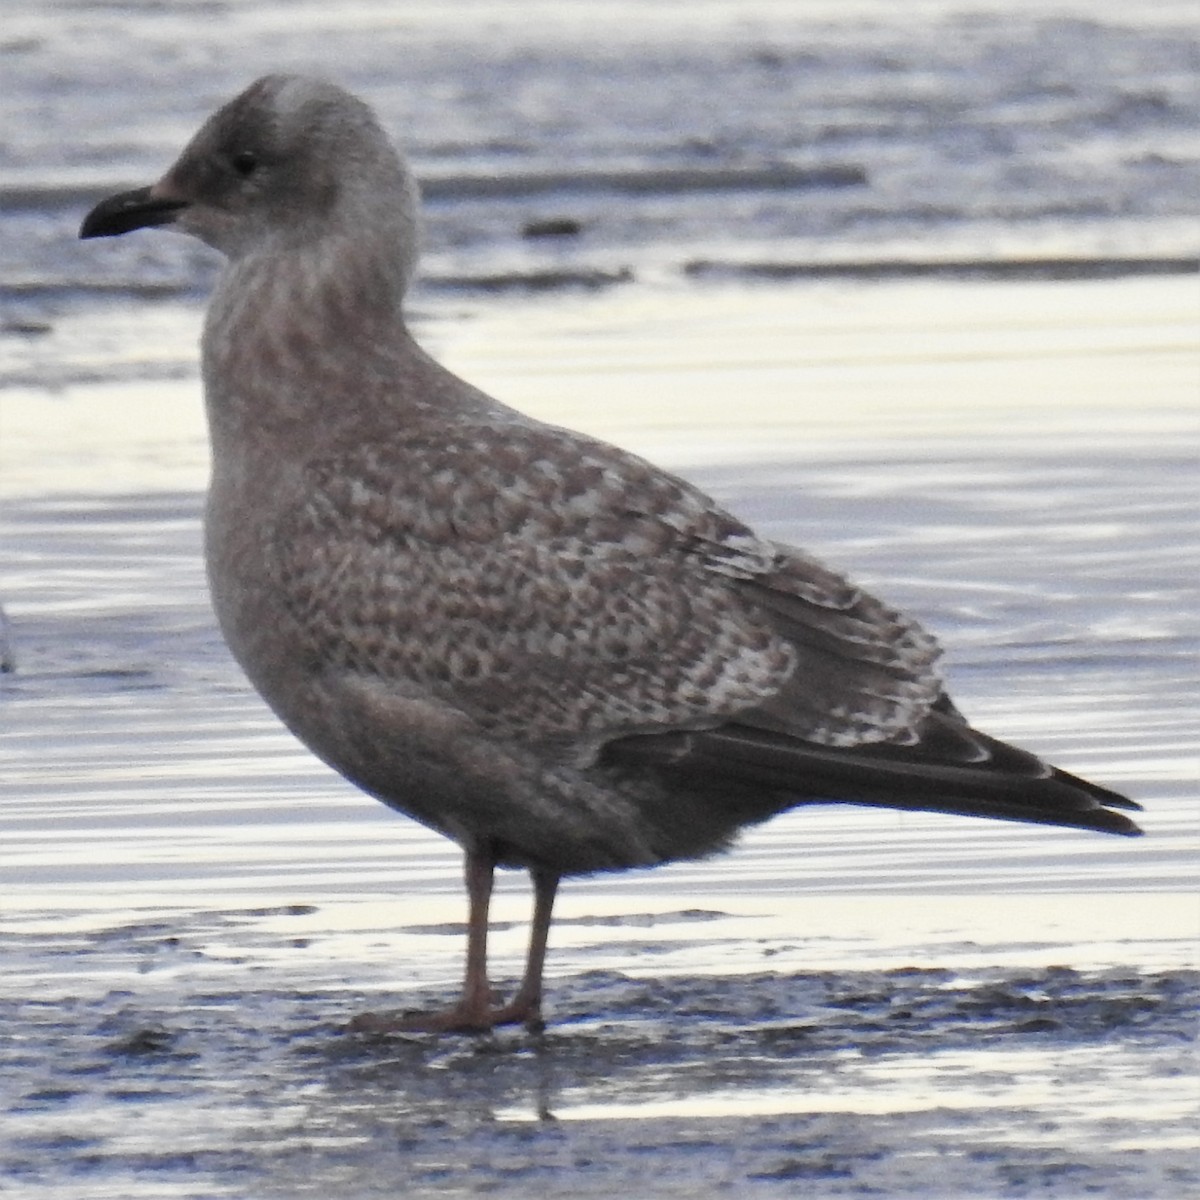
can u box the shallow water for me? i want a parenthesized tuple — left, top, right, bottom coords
(2, 4, 1199, 1196)
(3, 0, 1198, 308)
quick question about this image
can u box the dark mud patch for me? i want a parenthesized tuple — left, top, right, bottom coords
(1, 946, 1195, 1199)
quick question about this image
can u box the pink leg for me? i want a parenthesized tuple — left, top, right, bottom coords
(348, 851, 560, 1034)
(453, 843, 499, 1023)
(490, 868, 559, 1028)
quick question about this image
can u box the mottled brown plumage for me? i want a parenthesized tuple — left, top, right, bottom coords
(80, 75, 1141, 1033)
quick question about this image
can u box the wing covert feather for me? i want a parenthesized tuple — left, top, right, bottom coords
(267, 422, 943, 752)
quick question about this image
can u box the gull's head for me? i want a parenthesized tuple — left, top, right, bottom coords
(80, 75, 420, 269)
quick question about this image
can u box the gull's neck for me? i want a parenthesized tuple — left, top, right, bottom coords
(201, 220, 416, 444)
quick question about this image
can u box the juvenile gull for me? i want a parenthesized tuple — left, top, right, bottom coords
(80, 75, 1142, 1033)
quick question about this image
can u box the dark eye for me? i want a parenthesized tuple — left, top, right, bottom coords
(231, 150, 259, 177)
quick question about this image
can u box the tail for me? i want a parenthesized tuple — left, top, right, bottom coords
(608, 709, 1143, 838)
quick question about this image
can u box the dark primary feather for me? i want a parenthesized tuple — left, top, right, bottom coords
(607, 718, 1143, 837)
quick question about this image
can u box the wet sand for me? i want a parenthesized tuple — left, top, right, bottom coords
(2, 276, 1198, 1197)
(2, 895, 1196, 1199)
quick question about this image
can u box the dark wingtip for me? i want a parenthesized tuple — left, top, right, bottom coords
(1100, 810, 1144, 837)
(80, 186, 189, 239)
(1108, 795, 1144, 812)
(1051, 766, 1143, 812)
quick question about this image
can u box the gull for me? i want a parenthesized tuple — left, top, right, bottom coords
(80, 75, 1141, 1033)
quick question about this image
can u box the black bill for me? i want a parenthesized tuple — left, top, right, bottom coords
(79, 186, 190, 240)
